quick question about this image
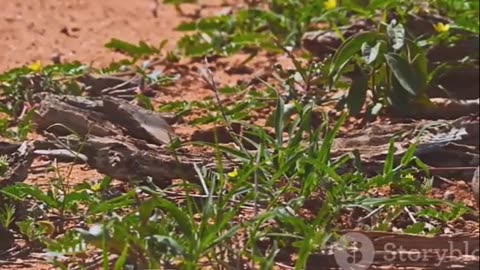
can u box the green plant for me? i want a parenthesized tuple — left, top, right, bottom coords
(172, 0, 351, 58)
(431, 0, 479, 33)
(0, 62, 85, 116)
(16, 218, 46, 246)
(0, 155, 9, 177)
(0, 203, 16, 228)
(0, 1, 478, 268)
(0, 62, 86, 139)
(158, 85, 277, 125)
(328, 20, 436, 116)
(104, 39, 168, 60)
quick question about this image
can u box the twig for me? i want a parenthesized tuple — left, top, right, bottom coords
(428, 166, 478, 172)
(404, 206, 417, 224)
(275, 262, 295, 269)
(160, 190, 264, 211)
(199, 59, 252, 157)
(151, 0, 159, 17)
(33, 149, 88, 163)
(358, 205, 385, 222)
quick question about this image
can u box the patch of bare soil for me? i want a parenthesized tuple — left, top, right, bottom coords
(1, 0, 169, 70)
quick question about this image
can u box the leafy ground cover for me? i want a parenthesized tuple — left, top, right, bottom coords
(0, 0, 478, 269)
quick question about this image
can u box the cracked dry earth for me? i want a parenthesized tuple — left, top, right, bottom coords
(0, 1, 479, 270)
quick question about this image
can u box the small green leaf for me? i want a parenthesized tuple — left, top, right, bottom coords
(273, 96, 285, 146)
(88, 192, 135, 214)
(155, 198, 194, 240)
(179, 15, 230, 32)
(105, 38, 159, 59)
(329, 31, 384, 84)
(400, 144, 417, 167)
(383, 139, 396, 178)
(318, 113, 347, 165)
(406, 40, 428, 92)
(231, 33, 273, 48)
(175, 22, 197, 31)
(150, 235, 184, 256)
(218, 86, 242, 95)
(384, 53, 422, 96)
(347, 72, 369, 115)
(158, 101, 189, 112)
(368, 0, 398, 10)
(135, 94, 153, 111)
(113, 243, 129, 270)
(63, 191, 93, 208)
(177, 35, 214, 57)
(99, 176, 113, 191)
(15, 184, 59, 208)
(226, 102, 250, 116)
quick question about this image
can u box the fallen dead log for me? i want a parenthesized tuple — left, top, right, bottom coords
(46, 135, 233, 185)
(32, 92, 176, 145)
(102, 96, 175, 145)
(30, 93, 478, 184)
(33, 93, 120, 137)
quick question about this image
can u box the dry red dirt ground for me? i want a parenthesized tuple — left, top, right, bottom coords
(1, 0, 184, 71)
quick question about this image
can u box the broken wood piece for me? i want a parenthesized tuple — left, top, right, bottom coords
(51, 135, 233, 185)
(77, 74, 140, 97)
(102, 96, 176, 145)
(32, 93, 176, 145)
(0, 141, 34, 188)
(101, 87, 138, 98)
(33, 149, 88, 163)
(33, 92, 121, 137)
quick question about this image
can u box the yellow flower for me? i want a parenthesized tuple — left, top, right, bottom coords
(37, 220, 55, 237)
(324, 0, 337, 10)
(28, 61, 42, 72)
(90, 183, 102, 192)
(227, 169, 239, 178)
(403, 173, 415, 181)
(433, 22, 450, 33)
